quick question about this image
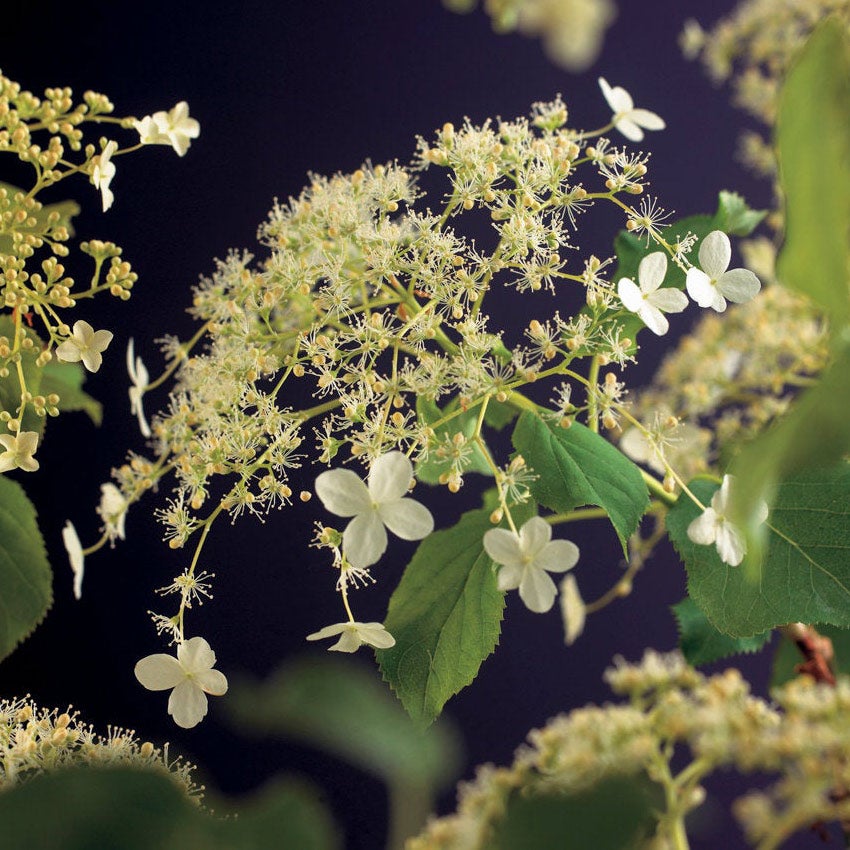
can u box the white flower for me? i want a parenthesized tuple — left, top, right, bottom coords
(560, 574, 586, 646)
(483, 516, 580, 613)
(152, 102, 200, 157)
(315, 452, 434, 569)
(134, 115, 169, 146)
(306, 621, 396, 653)
(617, 252, 688, 336)
(0, 431, 40, 473)
(55, 320, 113, 373)
(598, 77, 665, 142)
(686, 474, 769, 567)
(126, 338, 152, 438)
(134, 636, 228, 729)
(62, 520, 85, 600)
(685, 230, 761, 312)
(97, 483, 128, 542)
(90, 140, 117, 212)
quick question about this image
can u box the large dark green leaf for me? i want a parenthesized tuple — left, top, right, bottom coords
(40, 360, 102, 425)
(511, 411, 647, 553)
(378, 505, 534, 726)
(0, 475, 52, 661)
(668, 469, 850, 637)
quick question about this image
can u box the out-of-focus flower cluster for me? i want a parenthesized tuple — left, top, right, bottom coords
(0, 695, 202, 801)
(409, 650, 850, 849)
(445, 0, 617, 71)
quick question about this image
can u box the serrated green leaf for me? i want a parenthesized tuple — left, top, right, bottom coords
(771, 623, 850, 688)
(511, 411, 648, 553)
(672, 597, 771, 666)
(668, 468, 850, 637)
(0, 475, 52, 660)
(415, 396, 492, 484)
(715, 190, 768, 237)
(0, 767, 339, 850)
(0, 316, 44, 435)
(40, 359, 102, 425)
(378, 504, 533, 727)
(491, 777, 661, 850)
(775, 19, 850, 325)
(229, 655, 460, 789)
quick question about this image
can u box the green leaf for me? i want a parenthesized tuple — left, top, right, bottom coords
(728, 345, 850, 568)
(491, 777, 661, 850)
(41, 359, 103, 425)
(229, 655, 461, 789)
(771, 623, 850, 688)
(668, 468, 850, 637)
(0, 767, 339, 850)
(672, 597, 771, 666)
(0, 316, 44, 435)
(775, 19, 850, 325)
(0, 475, 52, 660)
(715, 190, 768, 237)
(484, 398, 518, 432)
(415, 396, 492, 484)
(378, 504, 533, 727)
(511, 411, 648, 553)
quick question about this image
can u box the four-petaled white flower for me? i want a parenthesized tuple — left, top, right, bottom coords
(598, 77, 666, 142)
(483, 516, 580, 613)
(315, 452, 434, 569)
(134, 636, 228, 729)
(90, 140, 118, 212)
(0, 431, 40, 473)
(686, 474, 768, 567)
(685, 230, 761, 312)
(62, 520, 85, 600)
(306, 621, 396, 653)
(617, 252, 688, 336)
(56, 320, 113, 373)
(127, 338, 152, 437)
(97, 483, 128, 542)
(135, 102, 200, 157)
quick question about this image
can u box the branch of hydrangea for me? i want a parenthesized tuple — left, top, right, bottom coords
(587, 355, 601, 432)
(545, 507, 609, 524)
(473, 431, 519, 534)
(145, 321, 212, 393)
(650, 747, 692, 850)
(176, 501, 224, 639)
(385, 275, 460, 355)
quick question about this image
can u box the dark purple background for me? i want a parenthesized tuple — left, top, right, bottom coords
(2, 1, 817, 848)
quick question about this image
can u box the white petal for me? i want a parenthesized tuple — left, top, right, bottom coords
(519, 568, 558, 613)
(62, 521, 85, 600)
(519, 517, 552, 558)
(630, 108, 665, 130)
(597, 77, 617, 112)
(81, 349, 104, 373)
(534, 539, 580, 573)
(134, 654, 185, 691)
(715, 522, 745, 567)
(698, 230, 731, 278)
(378, 497, 434, 541)
(483, 528, 523, 567)
(618, 278, 644, 313)
(329, 626, 363, 653)
(177, 636, 216, 673)
(686, 268, 718, 308)
(92, 329, 114, 352)
(315, 468, 372, 517)
(55, 340, 82, 363)
(497, 562, 523, 591)
(306, 622, 348, 641)
(343, 510, 387, 568)
(368, 452, 413, 503)
(713, 475, 734, 513)
(600, 79, 633, 113)
(638, 252, 667, 292)
(717, 268, 761, 304)
(614, 117, 644, 142)
(560, 575, 585, 645)
(687, 509, 719, 546)
(619, 427, 653, 465)
(648, 288, 688, 314)
(194, 668, 228, 696)
(755, 499, 770, 526)
(168, 680, 208, 728)
(638, 303, 669, 336)
(356, 623, 396, 649)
